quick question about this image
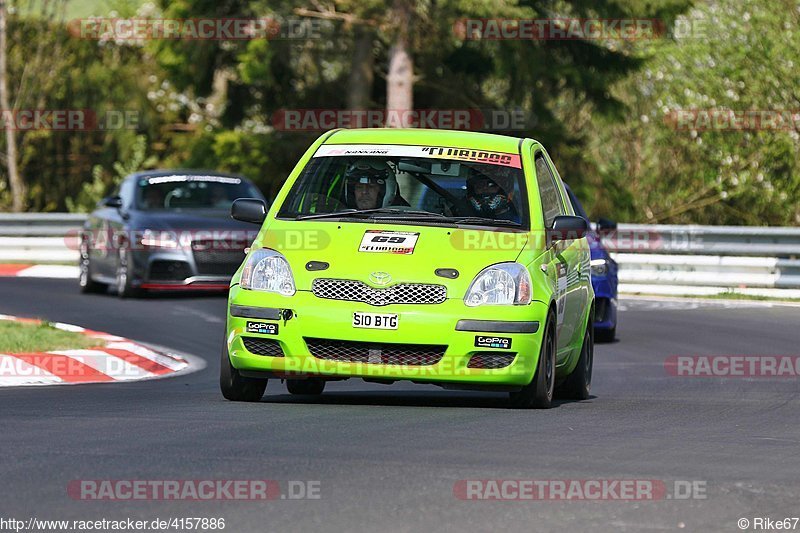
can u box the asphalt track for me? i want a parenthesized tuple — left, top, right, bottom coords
(2, 277, 800, 532)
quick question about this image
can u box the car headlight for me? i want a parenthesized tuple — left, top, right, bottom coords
(140, 229, 180, 249)
(464, 262, 532, 307)
(240, 249, 296, 295)
(590, 258, 608, 276)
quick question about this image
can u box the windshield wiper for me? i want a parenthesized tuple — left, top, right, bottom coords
(296, 208, 448, 221)
(447, 216, 523, 227)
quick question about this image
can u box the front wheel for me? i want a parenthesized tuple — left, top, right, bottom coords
(116, 246, 140, 298)
(595, 326, 615, 343)
(220, 344, 268, 402)
(509, 312, 556, 409)
(79, 239, 106, 294)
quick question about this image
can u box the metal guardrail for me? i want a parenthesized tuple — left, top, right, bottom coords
(609, 223, 800, 293)
(608, 224, 800, 257)
(0, 216, 798, 294)
(0, 214, 85, 262)
(0, 213, 87, 236)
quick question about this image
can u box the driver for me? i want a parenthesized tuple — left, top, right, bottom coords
(465, 173, 519, 222)
(344, 159, 406, 210)
(143, 187, 164, 209)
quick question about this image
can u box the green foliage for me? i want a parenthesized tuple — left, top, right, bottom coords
(589, 0, 800, 224)
(66, 134, 157, 213)
(4, 0, 797, 226)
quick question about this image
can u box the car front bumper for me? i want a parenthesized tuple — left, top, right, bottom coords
(129, 248, 236, 290)
(226, 285, 549, 387)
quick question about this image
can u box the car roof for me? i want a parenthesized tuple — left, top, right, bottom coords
(323, 128, 534, 153)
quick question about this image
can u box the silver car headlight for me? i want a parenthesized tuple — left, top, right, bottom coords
(590, 258, 608, 276)
(464, 262, 532, 307)
(240, 249, 296, 295)
(140, 229, 180, 249)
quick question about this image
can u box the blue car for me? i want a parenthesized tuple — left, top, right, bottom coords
(564, 184, 618, 342)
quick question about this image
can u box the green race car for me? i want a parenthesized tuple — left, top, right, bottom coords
(221, 128, 594, 408)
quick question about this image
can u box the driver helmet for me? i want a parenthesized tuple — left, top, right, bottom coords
(344, 159, 398, 208)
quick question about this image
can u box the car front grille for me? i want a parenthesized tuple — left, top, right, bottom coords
(311, 278, 446, 306)
(192, 240, 244, 276)
(467, 352, 517, 369)
(305, 338, 446, 366)
(242, 337, 284, 357)
(149, 260, 192, 281)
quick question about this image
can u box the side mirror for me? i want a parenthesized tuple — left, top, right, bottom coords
(597, 217, 617, 232)
(231, 198, 267, 225)
(103, 196, 123, 209)
(548, 215, 589, 243)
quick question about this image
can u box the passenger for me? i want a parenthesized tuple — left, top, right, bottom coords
(465, 173, 520, 222)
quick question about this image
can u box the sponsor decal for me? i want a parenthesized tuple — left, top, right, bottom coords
(313, 144, 522, 169)
(358, 230, 419, 254)
(246, 321, 279, 335)
(475, 336, 512, 349)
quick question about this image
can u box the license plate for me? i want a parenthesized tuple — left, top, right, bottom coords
(352, 311, 398, 330)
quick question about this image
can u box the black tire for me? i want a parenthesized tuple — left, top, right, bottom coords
(559, 323, 593, 400)
(78, 238, 106, 294)
(509, 312, 556, 409)
(115, 246, 140, 298)
(595, 326, 616, 343)
(286, 379, 326, 395)
(220, 344, 268, 402)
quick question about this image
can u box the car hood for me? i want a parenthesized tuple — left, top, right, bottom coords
(127, 210, 260, 251)
(254, 219, 529, 299)
(131, 210, 254, 232)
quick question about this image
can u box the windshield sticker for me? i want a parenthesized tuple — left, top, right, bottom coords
(314, 144, 521, 169)
(146, 175, 242, 185)
(358, 230, 420, 254)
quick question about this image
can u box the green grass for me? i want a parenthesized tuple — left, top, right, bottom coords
(0, 320, 102, 353)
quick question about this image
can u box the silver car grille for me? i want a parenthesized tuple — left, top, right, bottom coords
(311, 278, 447, 306)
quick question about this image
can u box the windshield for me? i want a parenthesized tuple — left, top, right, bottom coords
(277, 144, 528, 228)
(135, 174, 261, 211)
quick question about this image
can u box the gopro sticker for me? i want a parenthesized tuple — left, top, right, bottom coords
(246, 321, 279, 335)
(474, 336, 512, 349)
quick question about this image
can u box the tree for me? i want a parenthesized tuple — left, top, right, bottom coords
(590, 0, 800, 224)
(0, 0, 23, 211)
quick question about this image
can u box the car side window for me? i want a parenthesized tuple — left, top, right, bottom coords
(534, 153, 565, 228)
